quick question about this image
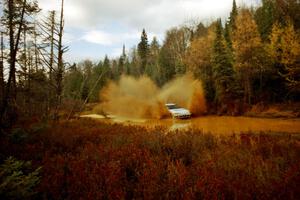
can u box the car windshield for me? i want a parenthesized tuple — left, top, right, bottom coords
(166, 104, 180, 110)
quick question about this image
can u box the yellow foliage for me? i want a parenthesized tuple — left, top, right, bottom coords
(269, 21, 300, 67)
(269, 20, 300, 91)
(233, 9, 262, 72)
(184, 26, 215, 78)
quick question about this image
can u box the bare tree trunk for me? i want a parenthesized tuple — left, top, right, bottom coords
(54, 0, 65, 120)
(28, 48, 32, 115)
(48, 11, 55, 116)
(33, 23, 41, 72)
(0, 32, 4, 113)
(22, 28, 28, 114)
(1, 0, 27, 123)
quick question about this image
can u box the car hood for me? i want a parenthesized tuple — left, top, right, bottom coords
(169, 108, 191, 115)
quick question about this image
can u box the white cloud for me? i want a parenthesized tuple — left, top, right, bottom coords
(38, 0, 257, 32)
(82, 30, 115, 45)
(37, 0, 260, 61)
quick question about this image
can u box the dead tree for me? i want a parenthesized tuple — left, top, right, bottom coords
(54, 0, 65, 120)
(0, 32, 4, 114)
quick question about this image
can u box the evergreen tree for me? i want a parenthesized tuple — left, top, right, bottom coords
(146, 37, 160, 84)
(254, 0, 275, 42)
(63, 64, 84, 100)
(117, 44, 126, 76)
(194, 22, 208, 39)
(225, 0, 238, 49)
(229, 0, 238, 31)
(129, 47, 141, 77)
(103, 55, 112, 79)
(224, 22, 232, 48)
(137, 29, 149, 75)
(212, 19, 237, 112)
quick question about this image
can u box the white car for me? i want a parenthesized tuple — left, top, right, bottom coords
(165, 103, 191, 119)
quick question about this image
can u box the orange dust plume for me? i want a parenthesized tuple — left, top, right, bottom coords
(99, 73, 206, 119)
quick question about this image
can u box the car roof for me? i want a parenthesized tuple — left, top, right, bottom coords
(165, 103, 176, 106)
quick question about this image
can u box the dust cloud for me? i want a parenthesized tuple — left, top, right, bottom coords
(99, 73, 206, 119)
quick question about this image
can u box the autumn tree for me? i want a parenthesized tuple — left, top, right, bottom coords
(185, 23, 216, 103)
(273, 0, 300, 30)
(233, 9, 265, 105)
(159, 27, 191, 85)
(269, 21, 300, 94)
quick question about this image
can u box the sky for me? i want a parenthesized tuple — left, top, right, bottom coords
(38, 0, 260, 63)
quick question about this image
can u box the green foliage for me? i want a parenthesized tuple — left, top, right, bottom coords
(138, 29, 150, 74)
(63, 64, 84, 100)
(9, 128, 29, 144)
(194, 22, 208, 38)
(146, 37, 161, 85)
(0, 157, 41, 200)
(212, 19, 239, 112)
(255, 0, 275, 41)
(229, 0, 238, 31)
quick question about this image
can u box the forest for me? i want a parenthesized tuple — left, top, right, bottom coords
(0, 0, 300, 199)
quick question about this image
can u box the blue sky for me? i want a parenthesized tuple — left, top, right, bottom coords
(38, 0, 260, 63)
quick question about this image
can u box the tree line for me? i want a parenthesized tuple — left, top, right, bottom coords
(0, 0, 299, 127)
(66, 0, 299, 115)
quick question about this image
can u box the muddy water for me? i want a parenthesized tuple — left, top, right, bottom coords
(81, 114, 300, 134)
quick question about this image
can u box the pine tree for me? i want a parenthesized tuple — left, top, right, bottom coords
(102, 55, 112, 79)
(212, 19, 237, 112)
(146, 37, 160, 84)
(129, 47, 140, 77)
(229, 0, 238, 31)
(224, 0, 238, 50)
(194, 22, 208, 39)
(118, 45, 126, 76)
(254, 0, 275, 42)
(224, 22, 231, 48)
(137, 29, 149, 75)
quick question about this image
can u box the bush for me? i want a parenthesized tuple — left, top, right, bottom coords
(0, 157, 41, 200)
(1, 119, 300, 199)
(8, 128, 29, 144)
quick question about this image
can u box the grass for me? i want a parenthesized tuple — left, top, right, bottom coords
(0, 118, 300, 199)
